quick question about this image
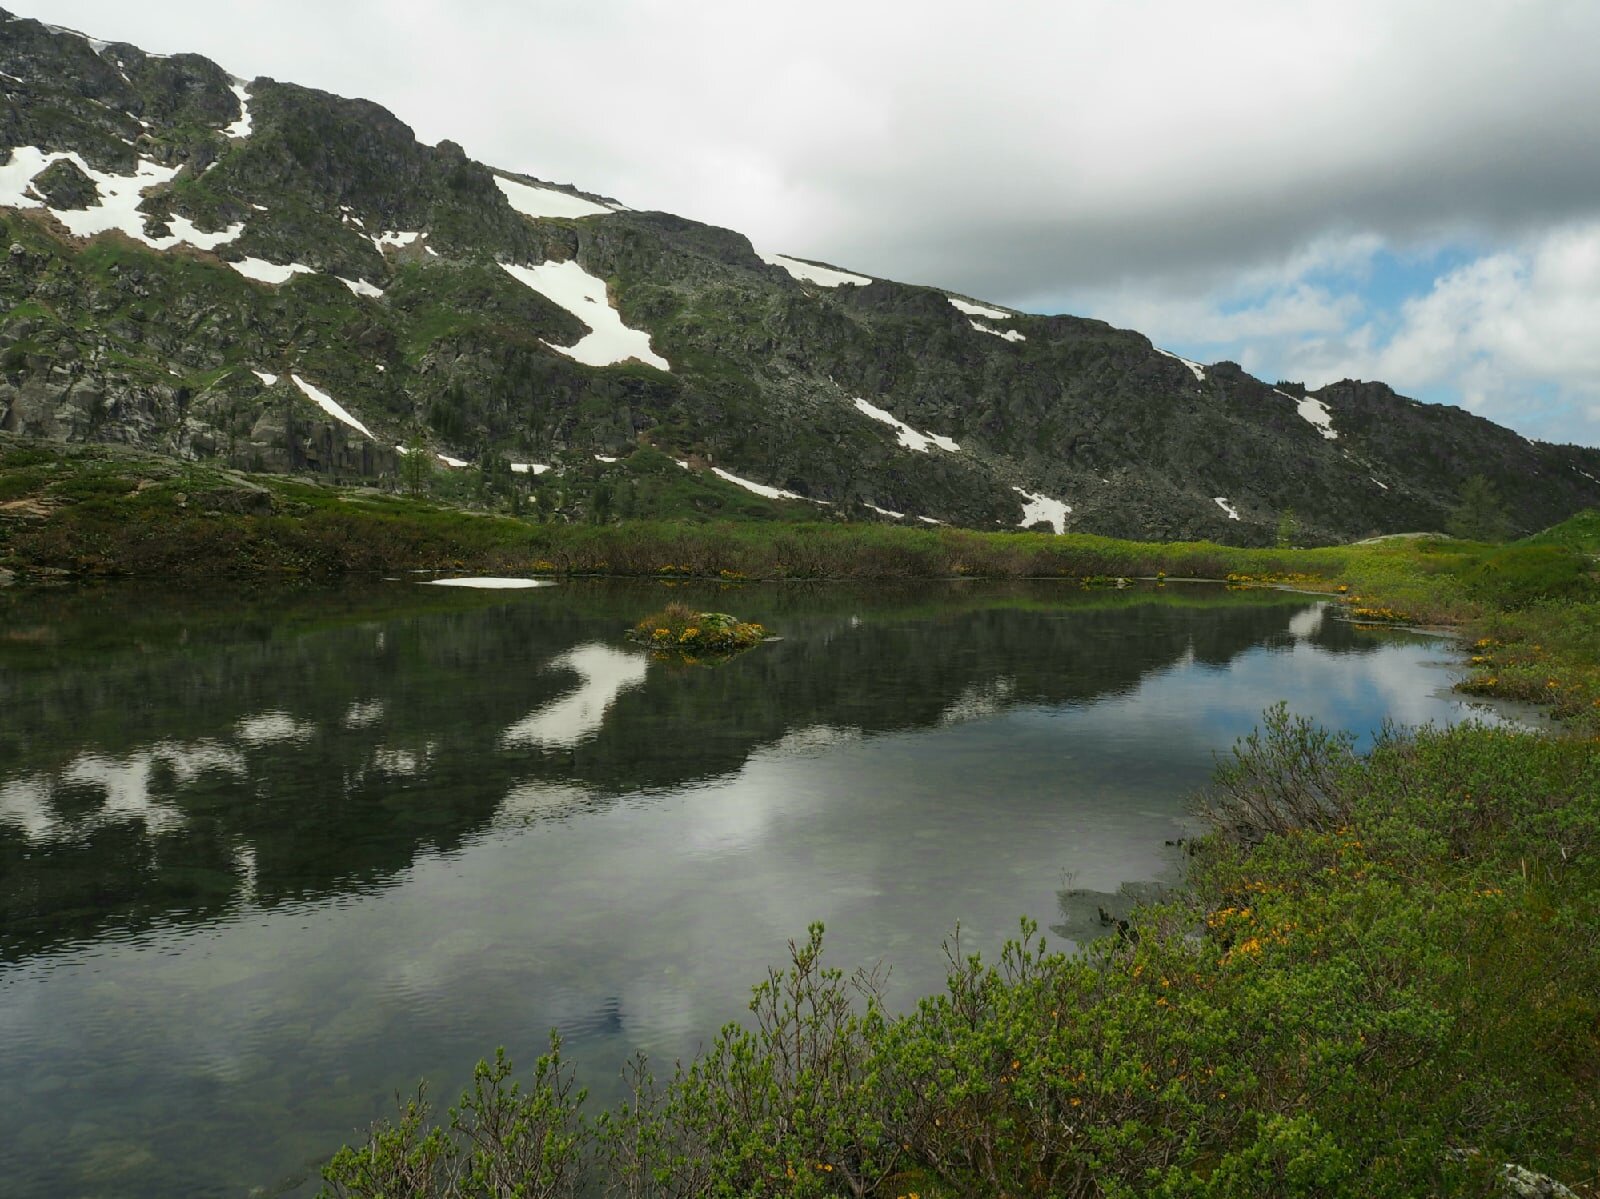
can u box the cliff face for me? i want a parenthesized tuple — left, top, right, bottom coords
(4, 9, 1598, 542)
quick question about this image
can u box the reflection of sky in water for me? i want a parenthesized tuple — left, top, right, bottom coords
(0, 589, 1521, 1198)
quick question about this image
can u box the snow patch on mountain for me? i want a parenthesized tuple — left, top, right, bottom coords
(228, 257, 315, 284)
(1156, 347, 1207, 382)
(1371, 477, 1389, 490)
(372, 230, 421, 252)
(1214, 497, 1241, 521)
(291, 374, 374, 438)
(0, 147, 244, 251)
(1013, 487, 1071, 534)
(223, 83, 252, 138)
(761, 253, 871, 288)
(338, 277, 384, 298)
(511, 462, 551, 475)
(495, 175, 614, 220)
(970, 320, 1026, 343)
(949, 296, 1013, 319)
(251, 370, 277, 386)
(853, 399, 960, 453)
(712, 467, 824, 503)
(866, 502, 906, 520)
(498, 260, 670, 370)
(1272, 388, 1337, 439)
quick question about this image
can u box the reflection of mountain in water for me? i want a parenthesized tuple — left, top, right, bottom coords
(0, 580, 1379, 962)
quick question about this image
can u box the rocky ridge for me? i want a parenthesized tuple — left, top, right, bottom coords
(4, 8, 1599, 544)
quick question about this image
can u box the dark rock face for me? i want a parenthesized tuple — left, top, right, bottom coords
(28, 158, 98, 209)
(2, 8, 1599, 539)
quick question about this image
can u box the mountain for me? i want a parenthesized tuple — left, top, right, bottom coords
(3, 8, 1599, 545)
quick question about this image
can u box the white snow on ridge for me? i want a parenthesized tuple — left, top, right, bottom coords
(866, 502, 906, 520)
(1276, 389, 1338, 439)
(1214, 497, 1241, 521)
(761, 252, 872, 288)
(495, 174, 614, 220)
(1014, 487, 1072, 534)
(498, 260, 670, 371)
(1156, 347, 1207, 382)
(0, 146, 244, 251)
(1576, 467, 1600, 485)
(373, 230, 420, 251)
(291, 374, 374, 439)
(853, 398, 960, 453)
(251, 369, 277, 386)
(223, 83, 252, 138)
(437, 454, 469, 468)
(949, 296, 1012, 319)
(970, 320, 1025, 343)
(228, 257, 315, 285)
(510, 462, 551, 475)
(713, 464, 812, 499)
(338, 277, 384, 298)
(1371, 477, 1389, 491)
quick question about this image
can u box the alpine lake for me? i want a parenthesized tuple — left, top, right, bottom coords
(0, 576, 1515, 1197)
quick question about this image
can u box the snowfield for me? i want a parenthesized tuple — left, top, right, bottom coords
(760, 252, 872, 288)
(499, 260, 670, 370)
(372, 230, 421, 251)
(1296, 394, 1338, 439)
(291, 374, 374, 439)
(853, 399, 960, 453)
(1156, 348, 1207, 382)
(338, 277, 384, 298)
(711, 466, 825, 503)
(970, 320, 1026, 343)
(228, 257, 315, 285)
(0, 146, 244, 251)
(495, 175, 615, 220)
(223, 83, 252, 138)
(1014, 487, 1072, 534)
(948, 297, 1012, 319)
(1214, 497, 1241, 521)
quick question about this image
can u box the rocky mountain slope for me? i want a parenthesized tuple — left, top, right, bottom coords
(4, 8, 1599, 544)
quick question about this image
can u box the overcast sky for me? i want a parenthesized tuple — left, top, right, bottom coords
(18, 0, 1600, 446)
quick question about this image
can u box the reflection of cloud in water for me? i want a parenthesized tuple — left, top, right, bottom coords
(235, 711, 316, 746)
(1055, 634, 1490, 770)
(765, 724, 863, 756)
(371, 745, 431, 776)
(501, 644, 649, 749)
(343, 699, 385, 728)
(939, 677, 1015, 726)
(0, 740, 244, 842)
(1287, 602, 1326, 640)
(498, 782, 591, 824)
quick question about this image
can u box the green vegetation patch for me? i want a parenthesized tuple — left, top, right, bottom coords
(628, 601, 766, 657)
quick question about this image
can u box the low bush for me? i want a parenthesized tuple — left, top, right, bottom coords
(629, 602, 767, 655)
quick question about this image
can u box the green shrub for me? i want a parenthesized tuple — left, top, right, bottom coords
(1461, 545, 1593, 609)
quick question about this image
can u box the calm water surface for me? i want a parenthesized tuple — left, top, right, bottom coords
(0, 578, 1496, 1196)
